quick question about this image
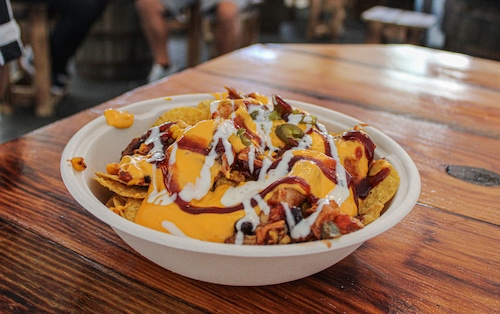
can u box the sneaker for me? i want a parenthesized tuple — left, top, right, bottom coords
(147, 63, 179, 83)
(51, 73, 70, 96)
(20, 45, 35, 76)
(20, 46, 70, 97)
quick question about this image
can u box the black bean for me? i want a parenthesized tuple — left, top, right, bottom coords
(291, 206, 303, 223)
(240, 221, 254, 235)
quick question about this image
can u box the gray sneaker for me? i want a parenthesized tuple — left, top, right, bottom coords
(147, 63, 179, 83)
(20, 45, 35, 76)
(50, 73, 70, 96)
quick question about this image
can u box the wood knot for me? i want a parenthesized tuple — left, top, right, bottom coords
(445, 165, 500, 187)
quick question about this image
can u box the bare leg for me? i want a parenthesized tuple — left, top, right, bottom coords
(135, 0, 171, 67)
(0, 64, 13, 114)
(307, 0, 321, 39)
(213, 1, 240, 55)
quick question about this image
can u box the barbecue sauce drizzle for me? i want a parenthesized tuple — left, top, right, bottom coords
(122, 95, 390, 243)
(127, 96, 387, 221)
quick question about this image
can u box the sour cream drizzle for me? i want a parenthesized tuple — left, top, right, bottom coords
(282, 202, 296, 230)
(146, 126, 176, 205)
(248, 145, 256, 174)
(139, 97, 357, 243)
(291, 199, 327, 239)
(145, 126, 165, 163)
(161, 220, 187, 237)
(178, 119, 237, 202)
(316, 122, 351, 207)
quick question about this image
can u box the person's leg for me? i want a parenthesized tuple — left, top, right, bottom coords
(0, 0, 23, 102)
(213, 1, 241, 55)
(48, 0, 108, 87)
(135, 0, 171, 68)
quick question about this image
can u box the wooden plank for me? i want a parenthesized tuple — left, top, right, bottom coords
(281, 44, 500, 91)
(191, 45, 500, 138)
(0, 203, 498, 313)
(0, 220, 203, 313)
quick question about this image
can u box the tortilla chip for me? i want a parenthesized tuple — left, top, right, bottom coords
(105, 195, 142, 221)
(197, 100, 212, 115)
(94, 176, 148, 199)
(359, 159, 400, 225)
(106, 194, 124, 208)
(96, 171, 127, 184)
(95, 171, 149, 187)
(153, 106, 210, 126)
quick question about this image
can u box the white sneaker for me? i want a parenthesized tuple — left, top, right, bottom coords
(20, 46, 70, 97)
(50, 73, 70, 96)
(147, 63, 179, 83)
(20, 45, 35, 76)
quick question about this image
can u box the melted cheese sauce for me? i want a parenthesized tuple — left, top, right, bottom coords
(104, 108, 134, 129)
(115, 98, 371, 243)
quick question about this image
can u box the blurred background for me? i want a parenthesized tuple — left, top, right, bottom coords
(2, 0, 499, 143)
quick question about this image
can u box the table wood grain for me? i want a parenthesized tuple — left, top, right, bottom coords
(1, 44, 499, 313)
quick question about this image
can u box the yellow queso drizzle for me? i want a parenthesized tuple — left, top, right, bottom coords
(124, 96, 370, 244)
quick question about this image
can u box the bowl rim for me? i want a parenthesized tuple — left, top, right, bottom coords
(60, 93, 421, 258)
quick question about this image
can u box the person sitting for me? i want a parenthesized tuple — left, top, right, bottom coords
(0, 0, 24, 108)
(17, 0, 108, 96)
(134, 0, 251, 82)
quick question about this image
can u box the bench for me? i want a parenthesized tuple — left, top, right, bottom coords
(4, 2, 56, 117)
(361, 5, 436, 45)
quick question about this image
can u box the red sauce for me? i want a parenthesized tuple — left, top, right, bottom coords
(232, 114, 261, 145)
(273, 95, 293, 121)
(269, 155, 339, 184)
(342, 130, 376, 163)
(355, 166, 390, 199)
(157, 150, 335, 215)
(176, 136, 210, 156)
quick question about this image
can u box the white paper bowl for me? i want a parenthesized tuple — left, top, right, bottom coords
(61, 94, 420, 286)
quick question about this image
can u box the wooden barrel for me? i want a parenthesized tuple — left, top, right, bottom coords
(442, 0, 500, 61)
(75, 0, 152, 80)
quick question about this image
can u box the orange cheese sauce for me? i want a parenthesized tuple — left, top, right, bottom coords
(104, 108, 134, 128)
(110, 97, 373, 243)
(136, 183, 245, 243)
(117, 155, 153, 185)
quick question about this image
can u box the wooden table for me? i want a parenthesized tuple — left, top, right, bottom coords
(1, 44, 499, 313)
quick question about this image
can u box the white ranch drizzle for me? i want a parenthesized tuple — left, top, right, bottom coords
(252, 194, 270, 215)
(258, 157, 273, 181)
(234, 198, 261, 245)
(145, 125, 165, 163)
(140, 98, 355, 243)
(290, 199, 328, 239)
(315, 122, 351, 207)
(301, 115, 314, 133)
(282, 202, 296, 230)
(147, 162, 177, 206)
(286, 113, 304, 125)
(248, 145, 256, 174)
(144, 127, 177, 206)
(248, 103, 278, 154)
(178, 120, 237, 202)
(161, 220, 187, 237)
